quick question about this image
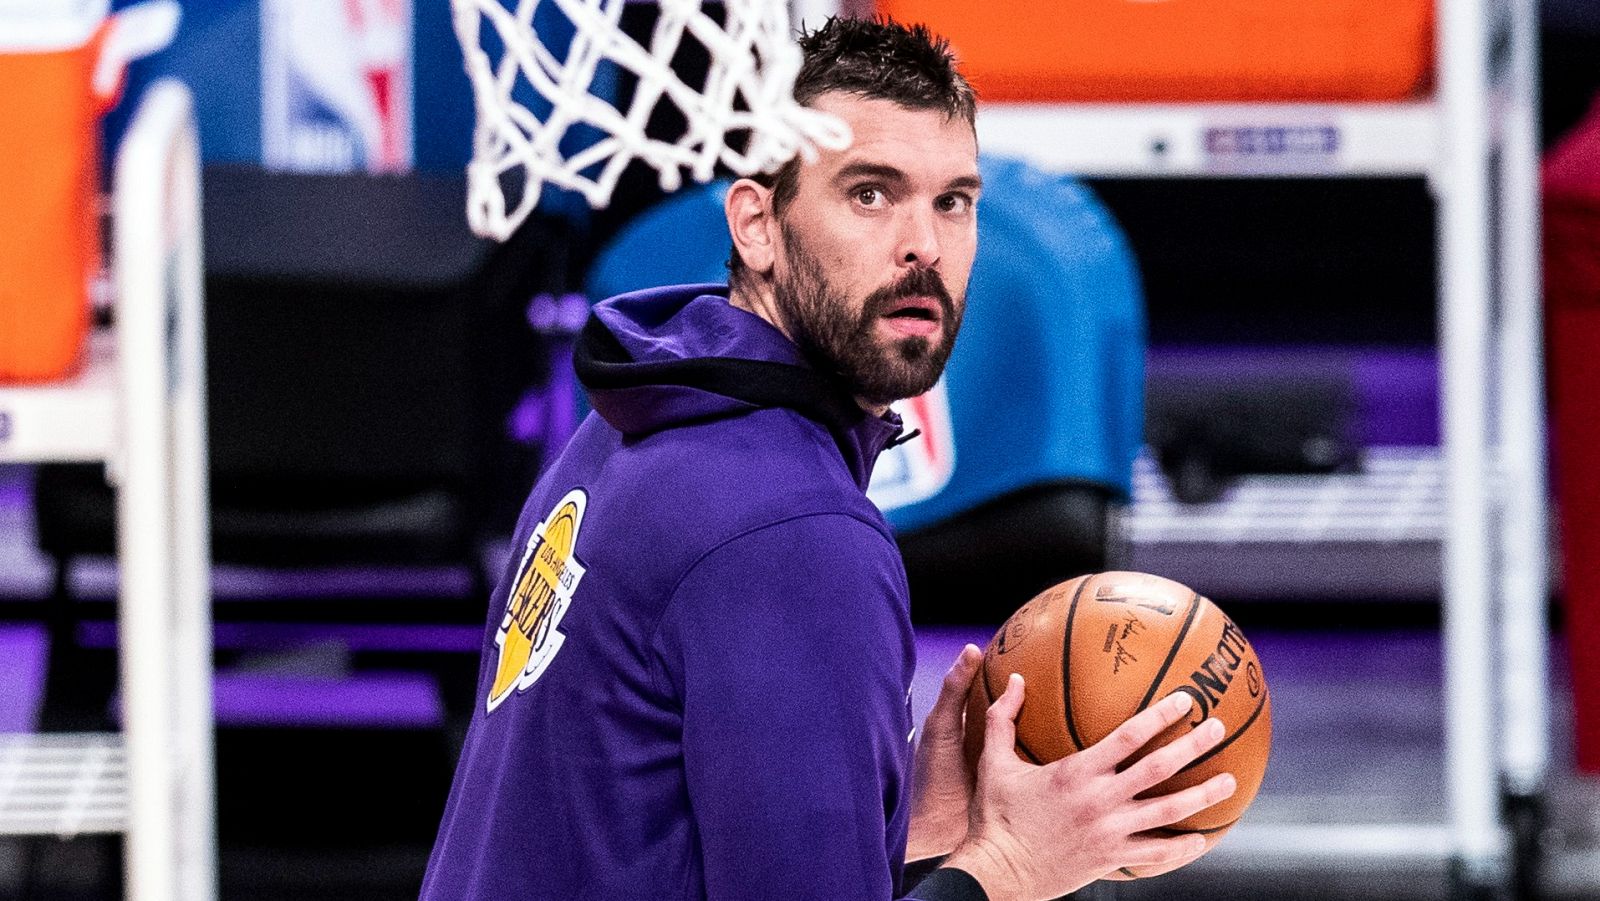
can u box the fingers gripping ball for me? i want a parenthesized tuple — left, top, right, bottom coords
(963, 571, 1272, 878)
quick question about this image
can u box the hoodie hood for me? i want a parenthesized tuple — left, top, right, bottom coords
(573, 284, 905, 489)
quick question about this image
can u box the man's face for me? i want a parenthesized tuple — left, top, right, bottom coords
(769, 92, 981, 408)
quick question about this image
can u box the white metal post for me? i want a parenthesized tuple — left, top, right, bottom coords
(789, 0, 855, 30)
(112, 79, 216, 901)
(1436, 0, 1507, 882)
(170, 85, 217, 901)
(1495, 0, 1553, 801)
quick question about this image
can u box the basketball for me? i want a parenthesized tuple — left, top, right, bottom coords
(963, 571, 1272, 878)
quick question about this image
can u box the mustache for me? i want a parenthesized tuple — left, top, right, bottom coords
(863, 268, 955, 320)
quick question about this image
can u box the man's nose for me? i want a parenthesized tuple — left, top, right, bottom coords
(897, 208, 941, 270)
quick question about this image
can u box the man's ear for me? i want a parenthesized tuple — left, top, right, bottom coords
(726, 178, 777, 275)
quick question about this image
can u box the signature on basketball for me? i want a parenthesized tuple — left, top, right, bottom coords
(1110, 641, 1137, 675)
(1100, 614, 1145, 675)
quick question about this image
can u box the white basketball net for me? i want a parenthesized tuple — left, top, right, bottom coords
(450, 0, 852, 240)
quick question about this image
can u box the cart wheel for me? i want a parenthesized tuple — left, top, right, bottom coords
(1503, 790, 1548, 900)
(1449, 856, 1512, 901)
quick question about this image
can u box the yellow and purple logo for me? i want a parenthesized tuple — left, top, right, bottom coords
(487, 488, 588, 713)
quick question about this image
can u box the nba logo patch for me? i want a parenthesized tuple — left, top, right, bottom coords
(487, 489, 589, 713)
(868, 377, 956, 512)
(262, 0, 412, 173)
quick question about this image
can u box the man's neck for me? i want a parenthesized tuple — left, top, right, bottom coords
(727, 283, 788, 341)
(726, 283, 890, 418)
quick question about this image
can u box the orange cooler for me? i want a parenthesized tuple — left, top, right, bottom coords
(875, 0, 1434, 102)
(0, 2, 116, 382)
(0, 0, 175, 383)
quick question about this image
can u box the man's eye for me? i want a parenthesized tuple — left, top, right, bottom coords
(937, 194, 972, 213)
(855, 187, 882, 206)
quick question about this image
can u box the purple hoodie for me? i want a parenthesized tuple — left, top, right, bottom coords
(420, 286, 985, 901)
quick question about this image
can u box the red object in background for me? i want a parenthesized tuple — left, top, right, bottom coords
(1544, 95, 1600, 773)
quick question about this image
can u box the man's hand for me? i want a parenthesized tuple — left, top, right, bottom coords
(906, 644, 983, 861)
(943, 674, 1237, 901)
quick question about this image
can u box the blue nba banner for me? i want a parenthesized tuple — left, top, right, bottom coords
(261, 0, 412, 173)
(867, 377, 956, 512)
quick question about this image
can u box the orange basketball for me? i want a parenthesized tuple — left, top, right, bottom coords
(963, 571, 1272, 879)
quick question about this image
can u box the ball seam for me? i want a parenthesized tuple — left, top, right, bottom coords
(1060, 575, 1095, 753)
(1178, 684, 1270, 776)
(1135, 591, 1203, 714)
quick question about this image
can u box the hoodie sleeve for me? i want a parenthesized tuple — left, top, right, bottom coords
(655, 512, 989, 901)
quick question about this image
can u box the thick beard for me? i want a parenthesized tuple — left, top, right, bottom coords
(772, 228, 963, 408)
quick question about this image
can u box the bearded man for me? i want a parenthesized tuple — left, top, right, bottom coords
(421, 17, 1234, 901)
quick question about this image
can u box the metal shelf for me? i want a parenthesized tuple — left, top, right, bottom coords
(1126, 447, 1446, 545)
(1120, 448, 1450, 599)
(0, 733, 127, 837)
(976, 101, 1440, 178)
(0, 331, 118, 464)
(1217, 823, 1454, 863)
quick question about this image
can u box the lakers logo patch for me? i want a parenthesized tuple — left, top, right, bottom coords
(487, 489, 588, 713)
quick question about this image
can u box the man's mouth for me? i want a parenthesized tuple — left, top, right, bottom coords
(880, 296, 943, 338)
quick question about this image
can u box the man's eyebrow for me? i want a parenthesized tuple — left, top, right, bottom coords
(834, 163, 983, 194)
(834, 162, 909, 185)
(946, 174, 983, 193)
